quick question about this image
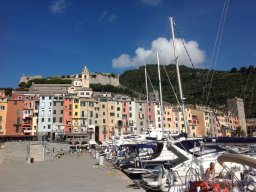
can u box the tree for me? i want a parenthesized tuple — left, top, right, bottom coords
(233, 126, 246, 137)
(230, 67, 237, 73)
(18, 82, 27, 89)
(239, 67, 247, 73)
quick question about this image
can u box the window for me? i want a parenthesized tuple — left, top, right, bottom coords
(17, 117, 20, 125)
(53, 101, 56, 106)
(111, 106, 114, 110)
(15, 125, 19, 133)
(0, 106, 5, 110)
(82, 111, 85, 117)
(53, 110, 56, 114)
(48, 118, 51, 122)
(14, 101, 17, 105)
(90, 111, 93, 118)
(60, 110, 63, 114)
(75, 105, 78, 109)
(103, 119, 106, 124)
(69, 111, 72, 116)
(103, 112, 105, 116)
(48, 125, 51, 129)
(41, 118, 44, 122)
(16, 109, 20, 115)
(53, 117, 56, 123)
(102, 104, 105, 108)
(75, 112, 78, 116)
(59, 117, 63, 123)
(96, 113, 98, 118)
(110, 113, 115, 116)
(117, 107, 120, 111)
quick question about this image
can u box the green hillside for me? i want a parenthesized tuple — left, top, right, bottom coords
(119, 64, 256, 118)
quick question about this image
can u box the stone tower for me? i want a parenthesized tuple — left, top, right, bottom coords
(82, 66, 89, 88)
(227, 97, 247, 136)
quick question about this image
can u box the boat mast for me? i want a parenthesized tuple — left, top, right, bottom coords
(156, 51, 165, 135)
(169, 17, 189, 135)
(144, 65, 151, 129)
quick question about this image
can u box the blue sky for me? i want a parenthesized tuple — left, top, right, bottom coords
(0, 0, 256, 88)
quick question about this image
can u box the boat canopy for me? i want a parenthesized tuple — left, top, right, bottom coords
(217, 154, 256, 169)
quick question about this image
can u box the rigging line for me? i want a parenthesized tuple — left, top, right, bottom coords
(146, 70, 158, 100)
(206, 0, 229, 105)
(203, 0, 229, 101)
(162, 64, 181, 107)
(240, 69, 252, 99)
(226, 68, 254, 117)
(174, 23, 206, 99)
(248, 76, 256, 116)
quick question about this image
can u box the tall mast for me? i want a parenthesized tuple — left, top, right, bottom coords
(144, 65, 151, 129)
(157, 51, 164, 134)
(169, 17, 189, 135)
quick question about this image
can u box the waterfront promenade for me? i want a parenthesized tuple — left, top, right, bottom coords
(0, 153, 144, 192)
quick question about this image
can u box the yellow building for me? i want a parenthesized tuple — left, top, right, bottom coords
(107, 99, 115, 139)
(163, 105, 177, 134)
(0, 97, 8, 135)
(72, 97, 81, 132)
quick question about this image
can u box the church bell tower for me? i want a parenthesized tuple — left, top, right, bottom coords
(82, 66, 89, 88)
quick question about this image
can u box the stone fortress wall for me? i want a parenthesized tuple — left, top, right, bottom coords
(89, 73, 119, 86)
(19, 74, 43, 84)
(19, 72, 120, 87)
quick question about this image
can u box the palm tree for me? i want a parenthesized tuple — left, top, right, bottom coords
(233, 126, 246, 137)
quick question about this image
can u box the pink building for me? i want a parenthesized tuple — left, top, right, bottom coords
(122, 100, 130, 134)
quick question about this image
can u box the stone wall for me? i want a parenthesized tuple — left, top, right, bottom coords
(0, 141, 70, 164)
(19, 74, 42, 84)
(90, 73, 119, 87)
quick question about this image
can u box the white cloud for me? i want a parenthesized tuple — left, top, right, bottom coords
(98, 11, 118, 23)
(141, 0, 162, 6)
(112, 37, 206, 69)
(50, 0, 70, 14)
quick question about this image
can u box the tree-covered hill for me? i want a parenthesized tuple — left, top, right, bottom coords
(119, 64, 256, 118)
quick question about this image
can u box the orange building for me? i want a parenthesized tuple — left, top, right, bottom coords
(63, 96, 73, 133)
(6, 99, 24, 135)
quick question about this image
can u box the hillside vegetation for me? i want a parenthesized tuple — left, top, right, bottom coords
(119, 64, 256, 118)
(8, 64, 256, 118)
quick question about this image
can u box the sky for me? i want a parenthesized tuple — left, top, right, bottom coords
(0, 0, 256, 88)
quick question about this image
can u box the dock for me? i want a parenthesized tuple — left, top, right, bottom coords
(0, 152, 144, 192)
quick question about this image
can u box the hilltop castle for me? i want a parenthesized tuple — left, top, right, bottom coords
(19, 67, 120, 87)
